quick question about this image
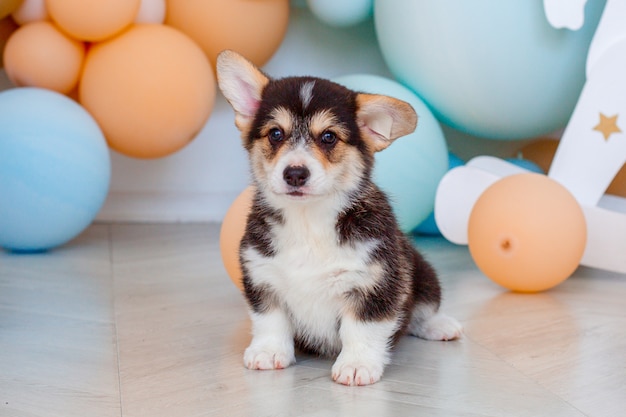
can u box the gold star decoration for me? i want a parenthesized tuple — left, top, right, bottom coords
(593, 113, 622, 141)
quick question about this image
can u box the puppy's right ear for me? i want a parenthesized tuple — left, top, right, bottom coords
(216, 50, 270, 133)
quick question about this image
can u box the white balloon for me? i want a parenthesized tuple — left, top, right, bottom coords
(134, 0, 166, 24)
(12, 0, 48, 25)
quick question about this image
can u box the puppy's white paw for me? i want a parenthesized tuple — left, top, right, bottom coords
(331, 358, 383, 386)
(244, 346, 295, 370)
(409, 312, 463, 341)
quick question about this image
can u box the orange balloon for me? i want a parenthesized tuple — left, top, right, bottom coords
(165, 0, 289, 68)
(0, 0, 22, 20)
(219, 186, 255, 291)
(468, 173, 587, 293)
(46, 0, 140, 41)
(515, 138, 559, 174)
(80, 24, 216, 159)
(3, 21, 85, 94)
(606, 164, 626, 198)
(0, 16, 18, 68)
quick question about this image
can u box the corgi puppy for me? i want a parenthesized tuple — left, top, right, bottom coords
(216, 50, 462, 386)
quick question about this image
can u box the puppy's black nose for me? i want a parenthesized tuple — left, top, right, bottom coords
(283, 166, 310, 187)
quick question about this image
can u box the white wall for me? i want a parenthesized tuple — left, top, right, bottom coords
(0, 6, 528, 223)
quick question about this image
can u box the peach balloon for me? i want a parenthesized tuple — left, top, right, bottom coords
(3, 21, 85, 94)
(80, 24, 215, 159)
(165, 0, 289, 67)
(468, 173, 587, 293)
(0, 16, 18, 68)
(46, 0, 140, 41)
(219, 186, 255, 291)
(12, 0, 48, 25)
(0, 0, 22, 20)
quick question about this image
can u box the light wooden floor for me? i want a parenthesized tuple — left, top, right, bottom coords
(1, 223, 624, 417)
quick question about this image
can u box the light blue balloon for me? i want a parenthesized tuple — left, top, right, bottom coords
(307, 0, 373, 27)
(374, 0, 605, 139)
(0, 88, 111, 252)
(333, 74, 448, 233)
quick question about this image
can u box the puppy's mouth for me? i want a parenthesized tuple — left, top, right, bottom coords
(285, 188, 312, 199)
(281, 186, 316, 199)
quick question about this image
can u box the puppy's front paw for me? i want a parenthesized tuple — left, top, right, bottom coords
(331, 358, 383, 386)
(244, 346, 295, 370)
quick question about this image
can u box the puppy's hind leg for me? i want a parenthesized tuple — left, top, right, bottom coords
(407, 304, 463, 341)
(408, 249, 463, 341)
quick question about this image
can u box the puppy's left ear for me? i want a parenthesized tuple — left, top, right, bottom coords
(216, 50, 270, 133)
(356, 94, 418, 153)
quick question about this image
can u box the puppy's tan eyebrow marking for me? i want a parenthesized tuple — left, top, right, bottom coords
(267, 106, 294, 134)
(300, 81, 315, 109)
(309, 109, 349, 139)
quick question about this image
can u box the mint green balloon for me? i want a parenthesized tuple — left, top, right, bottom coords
(334, 74, 448, 233)
(375, 0, 605, 139)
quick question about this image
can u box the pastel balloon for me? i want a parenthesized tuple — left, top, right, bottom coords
(0, 16, 18, 68)
(165, 0, 289, 67)
(307, 0, 372, 27)
(135, 0, 165, 24)
(468, 173, 587, 292)
(12, 0, 48, 25)
(375, 0, 604, 139)
(0, 0, 22, 20)
(80, 24, 215, 159)
(4, 21, 85, 94)
(220, 186, 254, 291)
(0, 88, 110, 252)
(333, 74, 448, 233)
(46, 0, 140, 41)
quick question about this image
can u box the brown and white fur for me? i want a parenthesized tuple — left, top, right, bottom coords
(216, 50, 462, 386)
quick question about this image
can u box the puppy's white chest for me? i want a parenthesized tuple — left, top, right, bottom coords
(243, 208, 379, 349)
(270, 214, 375, 292)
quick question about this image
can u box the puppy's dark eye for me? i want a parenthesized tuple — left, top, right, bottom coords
(268, 128, 284, 143)
(320, 131, 337, 145)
